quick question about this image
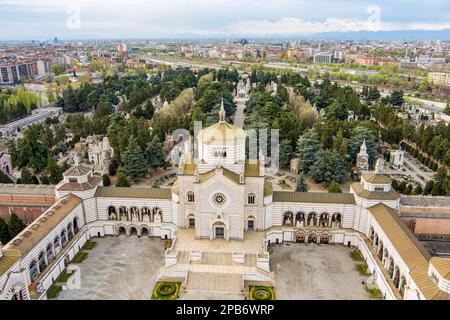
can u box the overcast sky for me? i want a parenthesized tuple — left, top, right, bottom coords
(1, 0, 449, 40)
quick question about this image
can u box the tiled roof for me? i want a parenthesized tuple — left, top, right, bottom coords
(368, 203, 449, 300)
(3, 194, 82, 258)
(63, 165, 92, 177)
(244, 160, 260, 177)
(273, 191, 356, 204)
(95, 187, 172, 199)
(264, 180, 273, 197)
(197, 122, 246, 143)
(57, 176, 102, 192)
(222, 168, 241, 184)
(0, 248, 21, 278)
(361, 173, 391, 184)
(430, 257, 450, 280)
(0, 184, 55, 195)
(351, 182, 400, 201)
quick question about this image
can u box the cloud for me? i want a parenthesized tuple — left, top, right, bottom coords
(0, 0, 449, 39)
(226, 17, 450, 36)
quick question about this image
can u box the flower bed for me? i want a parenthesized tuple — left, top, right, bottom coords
(151, 281, 180, 300)
(249, 286, 275, 300)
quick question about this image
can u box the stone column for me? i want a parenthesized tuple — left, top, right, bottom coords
(36, 261, 40, 274)
(51, 244, 56, 259)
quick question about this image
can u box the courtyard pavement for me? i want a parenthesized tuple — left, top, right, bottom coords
(270, 244, 370, 300)
(56, 236, 165, 300)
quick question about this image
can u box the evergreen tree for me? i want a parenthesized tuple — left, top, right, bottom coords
(405, 184, 413, 195)
(279, 139, 294, 168)
(19, 168, 33, 184)
(47, 156, 63, 184)
(122, 136, 148, 178)
(0, 171, 13, 183)
(423, 180, 434, 195)
(296, 130, 322, 173)
(391, 179, 399, 191)
(0, 217, 10, 245)
(102, 174, 111, 187)
(333, 130, 347, 157)
(8, 212, 25, 239)
(368, 87, 381, 101)
(115, 171, 131, 187)
(295, 174, 308, 192)
(145, 135, 166, 173)
(328, 181, 343, 193)
(414, 185, 423, 195)
(310, 150, 346, 184)
(398, 181, 407, 194)
(348, 125, 378, 167)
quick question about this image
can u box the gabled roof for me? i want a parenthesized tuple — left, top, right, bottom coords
(368, 203, 449, 300)
(273, 191, 356, 204)
(0, 248, 22, 278)
(3, 194, 82, 258)
(95, 187, 172, 200)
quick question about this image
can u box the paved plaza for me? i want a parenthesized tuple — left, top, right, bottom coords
(56, 236, 165, 300)
(270, 244, 370, 300)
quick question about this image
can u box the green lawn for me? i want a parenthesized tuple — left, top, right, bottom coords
(72, 251, 88, 264)
(83, 241, 97, 250)
(351, 250, 364, 262)
(356, 263, 371, 276)
(56, 270, 74, 283)
(47, 285, 62, 299)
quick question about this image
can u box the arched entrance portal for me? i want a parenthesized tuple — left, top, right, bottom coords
(320, 234, 330, 244)
(296, 232, 305, 243)
(118, 226, 126, 236)
(308, 233, 317, 243)
(211, 220, 227, 240)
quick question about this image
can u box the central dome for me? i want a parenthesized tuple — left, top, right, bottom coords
(198, 122, 246, 144)
(197, 99, 246, 144)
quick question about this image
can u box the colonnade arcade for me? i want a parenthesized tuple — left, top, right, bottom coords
(295, 231, 331, 244)
(115, 224, 153, 237)
(369, 227, 408, 298)
(283, 211, 342, 228)
(28, 217, 80, 283)
(108, 206, 163, 223)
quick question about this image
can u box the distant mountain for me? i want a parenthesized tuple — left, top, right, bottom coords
(3, 29, 450, 43)
(165, 29, 450, 41)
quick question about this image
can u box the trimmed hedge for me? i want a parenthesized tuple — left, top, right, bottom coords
(151, 282, 180, 300)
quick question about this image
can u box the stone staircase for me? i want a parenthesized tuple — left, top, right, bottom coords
(159, 250, 274, 295)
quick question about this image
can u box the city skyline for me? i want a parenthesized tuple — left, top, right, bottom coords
(1, 0, 450, 40)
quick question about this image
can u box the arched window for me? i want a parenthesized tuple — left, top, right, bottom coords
(187, 192, 195, 203)
(283, 211, 294, 226)
(247, 193, 256, 205)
